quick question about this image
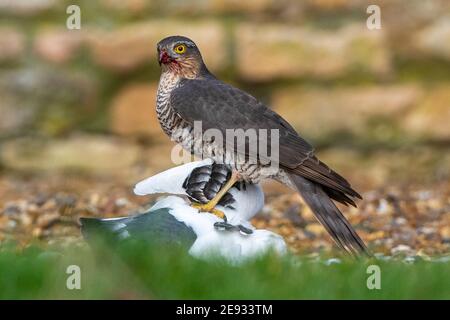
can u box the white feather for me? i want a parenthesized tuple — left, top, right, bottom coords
(219, 185, 265, 225)
(189, 229, 286, 264)
(150, 196, 286, 263)
(133, 159, 213, 196)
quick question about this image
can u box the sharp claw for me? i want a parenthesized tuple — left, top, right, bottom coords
(213, 222, 254, 235)
(213, 222, 226, 231)
(238, 225, 253, 235)
(214, 222, 238, 232)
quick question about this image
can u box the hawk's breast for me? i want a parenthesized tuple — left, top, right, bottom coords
(156, 73, 281, 184)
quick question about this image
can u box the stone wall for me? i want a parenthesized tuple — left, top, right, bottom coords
(1, 0, 450, 176)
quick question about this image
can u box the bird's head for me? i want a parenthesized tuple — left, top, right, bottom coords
(157, 36, 207, 78)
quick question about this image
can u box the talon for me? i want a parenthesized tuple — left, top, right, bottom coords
(191, 203, 226, 219)
(238, 225, 253, 235)
(190, 171, 239, 220)
(214, 222, 226, 231)
(214, 221, 237, 231)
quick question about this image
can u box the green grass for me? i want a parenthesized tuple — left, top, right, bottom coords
(0, 241, 449, 299)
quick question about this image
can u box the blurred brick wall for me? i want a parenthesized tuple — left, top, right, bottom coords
(0, 0, 450, 176)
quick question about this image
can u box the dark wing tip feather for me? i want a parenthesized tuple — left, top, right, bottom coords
(323, 187, 358, 207)
(288, 155, 362, 204)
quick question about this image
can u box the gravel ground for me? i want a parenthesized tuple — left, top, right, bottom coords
(0, 172, 449, 258)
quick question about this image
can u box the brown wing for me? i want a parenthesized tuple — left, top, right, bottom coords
(169, 78, 361, 204)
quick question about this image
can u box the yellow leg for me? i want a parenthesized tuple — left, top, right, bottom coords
(191, 204, 226, 219)
(191, 171, 239, 219)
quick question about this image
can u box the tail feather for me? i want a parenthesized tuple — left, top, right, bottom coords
(289, 174, 369, 256)
(323, 187, 357, 207)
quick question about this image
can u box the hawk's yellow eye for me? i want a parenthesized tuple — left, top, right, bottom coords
(174, 44, 186, 54)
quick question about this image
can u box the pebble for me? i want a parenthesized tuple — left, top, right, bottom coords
(115, 197, 129, 207)
(324, 258, 342, 265)
(3, 204, 22, 216)
(0, 175, 449, 257)
(391, 244, 415, 256)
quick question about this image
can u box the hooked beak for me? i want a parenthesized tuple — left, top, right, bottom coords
(158, 49, 171, 66)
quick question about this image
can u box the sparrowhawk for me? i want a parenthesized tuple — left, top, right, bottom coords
(155, 35, 368, 256)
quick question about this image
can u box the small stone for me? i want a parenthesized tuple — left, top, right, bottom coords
(305, 223, 325, 235)
(3, 204, 22, 216)
(302, 229, 317, 240)
(416, 190, 433, 201)
(440, 226, 450, 238)
(42, 199, 57, 211)
(377, 199, 392, 215)
(373, 252, 391, 261)
(56, 194, 77, 215)
(403, 256, 416, 264)
(324, 258, 341, 265)
(391, 244, 415, 256)
(55, 194, 77, 207)
(418, 227, 436, 235)
(416, 250, 432, 261)
(393, 217, 407, 226)
(36, 213, 60, 228)
(33, 193, 49, 207)
(365, 230, 385, 241)
(115, 198, 129, 207)
(6, 220, 17, 231)
(89, 193, 100, 206)
(32, 228, 42, 238)
(26, 204, 40, 216)
(284, 204, 306, 227)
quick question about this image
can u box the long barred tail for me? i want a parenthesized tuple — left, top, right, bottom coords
(289, 173, 370, 257)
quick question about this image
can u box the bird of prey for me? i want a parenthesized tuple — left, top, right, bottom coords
(155, 35, 369, 256)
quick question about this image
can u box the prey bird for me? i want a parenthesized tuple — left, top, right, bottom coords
(82, 159, 286, 262)
(155, 35, 369, 256)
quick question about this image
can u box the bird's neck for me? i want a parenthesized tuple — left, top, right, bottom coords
(161, 61, 215, 82)
(157, 64, 216, 104)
